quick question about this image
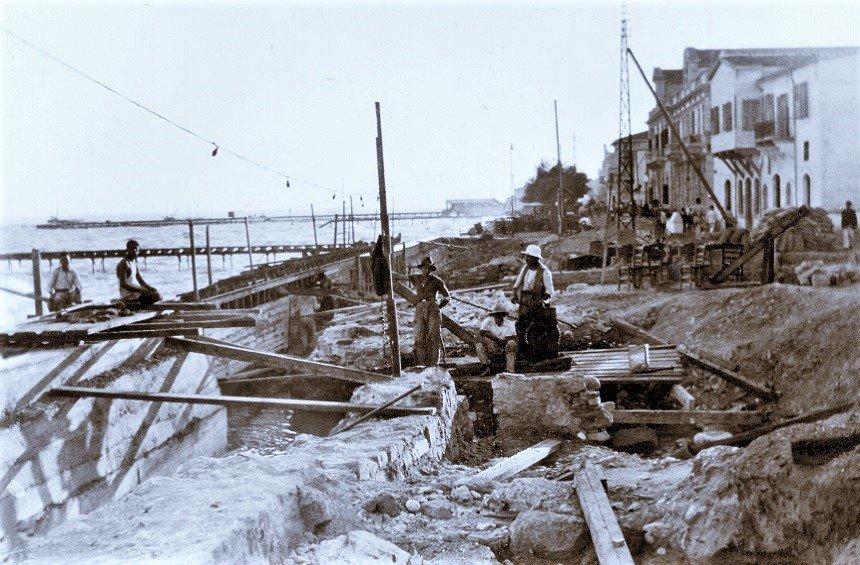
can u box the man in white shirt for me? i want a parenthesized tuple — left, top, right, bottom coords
(705, 205, 721, 234)
(48, 254, 82, 311)
(511, 244, 560, 362)
(475, 303, 517, 373)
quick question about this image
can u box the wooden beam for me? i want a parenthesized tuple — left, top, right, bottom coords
(691, 400, 855, 453)
(575, 463, 635, 565)
(671, 384, 696, 410)
(125, 318, 257, 330)
(48, 386, 436, 416)
(164, 336, 388, 384)
(85, 328, 201, 341)
(393, 280, 475, 346)
(607, 317, 775, 400)
(147, 301, 220, 311)
(466, 439, 560, 486)
(611, 409, 768, 427)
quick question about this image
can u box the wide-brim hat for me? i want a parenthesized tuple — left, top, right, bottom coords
(489, 302, 508, 316)
(521, 244, 543, 260)
(415, 257, 437, 271)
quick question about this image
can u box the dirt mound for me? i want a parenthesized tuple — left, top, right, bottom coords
(753, 206, 841, 252)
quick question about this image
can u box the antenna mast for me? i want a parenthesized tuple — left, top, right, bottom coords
(617, 12, 636, 230)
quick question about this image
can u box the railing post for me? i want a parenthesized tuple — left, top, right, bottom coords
(188, 220, 199, 300)
(205, 224, 213, 286)
(31, 248, 44, 315)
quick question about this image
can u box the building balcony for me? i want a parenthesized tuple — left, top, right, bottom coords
(754, 121, 775, 145)
(711, 129, 756, 154)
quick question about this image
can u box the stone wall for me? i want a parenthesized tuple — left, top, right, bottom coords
(492, 372, 612, 440)
(17, 368, 467, 563)
(0, 293, 303, 549)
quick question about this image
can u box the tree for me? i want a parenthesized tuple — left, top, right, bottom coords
(522, 161, 590, 208)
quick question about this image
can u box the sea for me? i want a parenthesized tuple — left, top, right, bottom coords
(0, 215, 488, 326)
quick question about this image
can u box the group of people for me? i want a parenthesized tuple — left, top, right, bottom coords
(45, 239, 162, 311)
(402, 243, 556, 374)
(647, 198, 723, 240)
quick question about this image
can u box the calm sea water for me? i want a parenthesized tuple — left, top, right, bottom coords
(0, 216, 487, 325)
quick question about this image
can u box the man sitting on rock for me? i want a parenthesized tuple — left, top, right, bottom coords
(475, 302, 517, 373)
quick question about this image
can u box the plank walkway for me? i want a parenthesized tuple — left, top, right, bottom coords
(1, 243, 354, 262)
(575, 464, 635, 565)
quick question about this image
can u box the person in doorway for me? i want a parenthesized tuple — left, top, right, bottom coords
(401, 257, 450, 367)
(475, 303, 517, 373)
(48, 253, 82, 311)
(512, 244, 558, 362)
(116, 239, 162, 305)
(841, 201, 857, 251)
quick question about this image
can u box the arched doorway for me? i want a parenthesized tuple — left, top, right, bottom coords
(744, 179, 753, 227)
(804, 175, 811, 206)
(773, 175, 781, 208)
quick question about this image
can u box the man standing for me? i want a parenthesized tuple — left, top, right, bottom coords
(116, 239, 162, 305)
(47, 254, 82, 311)
(475, 303, 517, 373)
(841, 201, 857, 251)
(404, 257, 450, 367)
(512, 244, 558, 362)
(706, 204, 721, 234)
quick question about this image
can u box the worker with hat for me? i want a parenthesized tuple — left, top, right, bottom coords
(475, 302, 517, 373)
(403, 256, 451, 367)
(511, 244, 558, 362)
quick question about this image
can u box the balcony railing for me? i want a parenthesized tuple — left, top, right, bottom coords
(755, 120, 775, 143)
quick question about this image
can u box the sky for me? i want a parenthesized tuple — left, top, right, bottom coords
(0, 0, 857, 222)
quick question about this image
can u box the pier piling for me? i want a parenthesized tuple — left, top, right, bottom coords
(31, 249, 43, 315)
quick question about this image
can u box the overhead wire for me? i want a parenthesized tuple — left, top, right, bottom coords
(0, 24, 369, 199)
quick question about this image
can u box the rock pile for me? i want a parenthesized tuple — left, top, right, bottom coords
(753, 206, 841, 252)
(794, 260, 859, 287)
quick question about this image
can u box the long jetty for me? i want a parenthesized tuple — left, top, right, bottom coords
(36, 210, 467, 230)
(0, 243, 355, 263)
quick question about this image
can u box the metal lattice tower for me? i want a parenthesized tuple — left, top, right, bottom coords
(617, 15, 636, 229)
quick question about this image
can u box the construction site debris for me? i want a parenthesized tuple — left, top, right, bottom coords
(794, 260, 859, 287)
(754, 206, 841, 253)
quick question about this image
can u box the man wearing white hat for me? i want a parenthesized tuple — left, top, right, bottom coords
(475, 302, 517, 373)
(512, 244, 558, 362)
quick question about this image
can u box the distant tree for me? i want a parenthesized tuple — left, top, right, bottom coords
(522, 161, 590, 208)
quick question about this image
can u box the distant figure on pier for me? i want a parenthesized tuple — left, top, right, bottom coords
(117, 239, 162, 305)
(396, 256, 450, 367)
(475, 302, 517, 374)
(48, 254, 82, 311)
(841, 200, 857, 251)
(314, 271, 335, 311)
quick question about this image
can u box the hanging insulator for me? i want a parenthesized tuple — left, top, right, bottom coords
(285, 180, 290, 188)
(211, 145, 219, 157)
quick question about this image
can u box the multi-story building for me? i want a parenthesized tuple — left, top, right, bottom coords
(598, 132, 649, 208)
(709, 47, 859, 227)
(646, 48, 720, 209)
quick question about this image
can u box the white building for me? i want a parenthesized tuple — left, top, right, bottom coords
(709, 47, 859, 228)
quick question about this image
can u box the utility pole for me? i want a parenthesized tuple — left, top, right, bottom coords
(554, 100, 563, 235)
(375, 102, 402, 377)
(342, 200, 347, 247)
(509, 143, 515, 215)
(349, 195, 356, 244)
(188, 220, 199, 300)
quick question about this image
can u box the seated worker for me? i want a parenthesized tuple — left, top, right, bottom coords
(511, 244, 559, 363)
(475, 303, 516, 373)
(48, 253, 82, 311)
(116, 239, 162, 305)
(313, 271, 335, 311)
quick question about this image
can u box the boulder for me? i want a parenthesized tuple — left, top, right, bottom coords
(362, 492, 401, 517)
(304, 530, 411, 563)
(509, 510, 588, 560)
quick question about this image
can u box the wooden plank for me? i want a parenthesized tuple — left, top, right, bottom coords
(164, 336, 388, 384)
(575, 464, 635, 565)
(671, 384, 696, 410)
(611, 409, 767, 427)
(1, 310, 159, 340)
(48, 386, 436, 416)
(677, 345, 776, 400)
(125, 318, 257, 330)
(146, 301, 221, 311)
(85, 328, 201, 341)
(467, 439, 560, 486)
(561, 344, 677, 356)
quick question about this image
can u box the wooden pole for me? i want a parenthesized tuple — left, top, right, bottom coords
(205, 224, 213, 286)
(375, 101, 402, 377)
(187, 221, 199, 300)
(555, 100, 563, 235)
(31, 249, 44, 315)
(342, 200, 347, 247)
(350, 195, 356, 245)
(311, 204, 319, 248)
(49, 386, 435, 416)
(244, 216, 254, 267)
(333, 214, 339, 247)
(332, 384, 422, 435)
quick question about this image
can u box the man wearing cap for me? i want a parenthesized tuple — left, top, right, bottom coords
(475, 303, 517, 373)
(399, 257, 450, 366)
(512, 244, 558, 362)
